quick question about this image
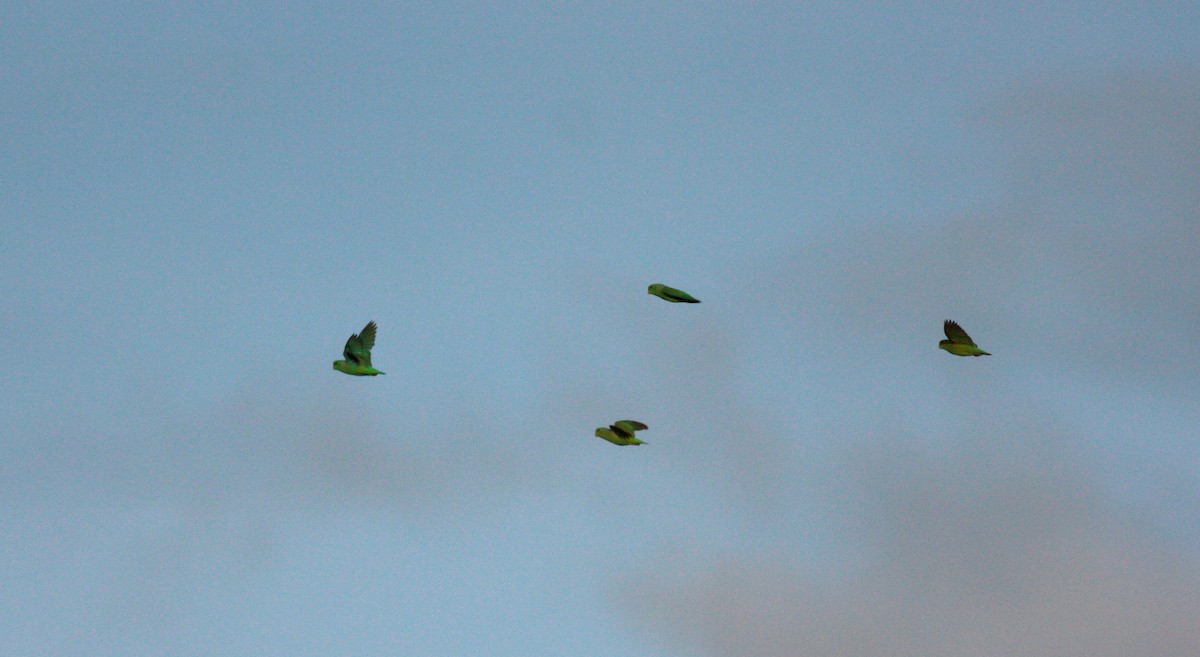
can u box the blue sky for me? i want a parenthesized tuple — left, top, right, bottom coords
(3, 3, 1200, 656)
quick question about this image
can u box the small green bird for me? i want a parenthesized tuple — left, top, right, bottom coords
(333, 321, 386, 375)
(595, 420, 648, 446)
(939, 320, 990, 357)
(648, 283, 701, 303)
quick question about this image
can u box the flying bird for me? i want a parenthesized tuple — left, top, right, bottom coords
(333, 321, 386, 375)
(648, 283, 701, 303)
(595, 420, 648, 446)
(939, 320, 990, 356)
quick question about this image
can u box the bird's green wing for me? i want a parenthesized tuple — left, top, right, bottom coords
(650, 284, 700, 303)
(613, 420, 648, 435)
(596, 427, 645, 445)
(341, 336, 360, 364)
(608, 424, 633, 439)
(943, 320, 976, 346)
(595, 427, 624, 444)
(343, 321, 378, 366)
(666, 287, 699, 302)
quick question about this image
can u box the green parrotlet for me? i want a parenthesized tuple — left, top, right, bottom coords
(595, 420, 648, 446)
(939, 320, 990, 357)
(333, 321, 386, 375)
(648, 283, 700, 303)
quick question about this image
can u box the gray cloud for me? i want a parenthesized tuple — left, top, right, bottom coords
(615, 70, 1200, 657)
(754, 70, 1200, 389)
(88, 389, 528, 516)
(63, 385, 545, 638)
(623, 415, 1200, 657)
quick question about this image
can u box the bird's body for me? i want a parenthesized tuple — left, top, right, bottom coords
(648, 283, 701, 303)
(333, 321, 385, 375)
(595, 420, 648, 445)
(939, 320, 990, 356)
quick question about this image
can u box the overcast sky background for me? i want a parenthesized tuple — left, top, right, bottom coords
(3, 3, 1200, 656)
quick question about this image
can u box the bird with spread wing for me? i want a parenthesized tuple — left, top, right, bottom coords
(939, 320, 990, 357)
(333, 321, 386, 375)
(595, 420, 649, 446)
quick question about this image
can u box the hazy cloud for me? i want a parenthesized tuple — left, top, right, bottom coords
(623, 415, 1200, 657)
(755, 70, 1200, 388)
(615, 70, 1200, 657)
